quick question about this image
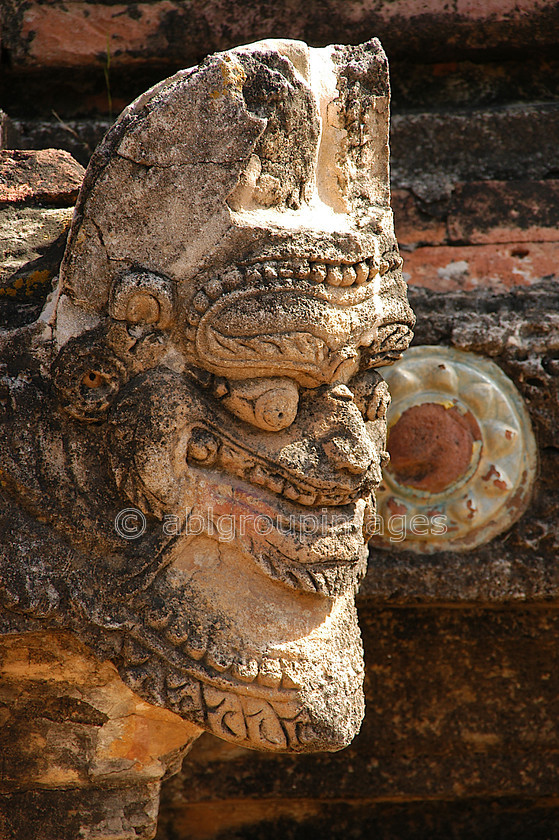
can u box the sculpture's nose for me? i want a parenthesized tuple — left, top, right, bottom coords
(321, 384, 376, 478)
(323, 435, 375, 476)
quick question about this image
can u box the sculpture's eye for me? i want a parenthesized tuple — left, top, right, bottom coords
(253, 385, 298, 431)
(109, 271, 175, 328)
(53, 335, 127, 422)
(81, 370, 105, 389)
(218, 378, 299, 432)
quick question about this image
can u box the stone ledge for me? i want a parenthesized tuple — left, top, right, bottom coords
(0, 149, 85, 207)
(391, 104, 559, 201)
(4, 0, 559, 69)
(394, 181, 559, 249)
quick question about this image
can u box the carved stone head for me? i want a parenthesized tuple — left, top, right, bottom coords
(0, 39, 413, 751)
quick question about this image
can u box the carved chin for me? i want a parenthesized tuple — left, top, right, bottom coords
(116, 554, 366, 754)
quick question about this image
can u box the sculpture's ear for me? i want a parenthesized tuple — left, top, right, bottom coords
(109, 270, 176, 329)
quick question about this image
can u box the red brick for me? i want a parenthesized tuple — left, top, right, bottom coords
(402, 242, 559, 292)
(448, 181, 559, 245)
(13, 2, 179, 68)
(392, 189, 447, 248)
(0, 150, 85, 206)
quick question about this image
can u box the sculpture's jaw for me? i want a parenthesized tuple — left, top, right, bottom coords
(117, 541, 366, 753)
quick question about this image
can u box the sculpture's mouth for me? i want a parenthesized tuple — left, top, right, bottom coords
(181, 469, 373, 595)
(184, 422, 376, 507)
(190, 253, 401, 308)
(239, 254, 398, 290)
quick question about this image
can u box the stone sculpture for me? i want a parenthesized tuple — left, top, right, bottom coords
(0, 38, 413, 755)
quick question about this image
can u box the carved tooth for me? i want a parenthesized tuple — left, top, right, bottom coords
(297, 490, 318, 506)
(166, 672, 190, 690)
(355, 262, 369, 284)
(258, 658, 282, 688)
(262, 262, 278, 280)
(126, 666, 150, 692)
(280, 660, 302, 690)
(204, 278, 223, 300)
(222, 267, 244, 289)
(205, 644, 233, 672)
(220, 444, 251, 473)
(250, 465, 269, 487)
(232, 657, 259, 683)
(310, 263, 327, 283)
(265, 474, 285, 495)
(341, 266, 356, 286)
(379, 259, 390, 275)
(279, 265, 294, 278)
(145, 608, 172, 630)
(283, 483, 302, 502)
(122, 637, 150, 665)
(193, 291, 210, 312)
(166, 622, 190, 646)
(327, 265, 343, 286)
(214, 380, 229, 399)
(321, 493, 342, 506)
(293, 259, 310, 278)
(184, 631, 207, 661)
(244, 265, 262, 283)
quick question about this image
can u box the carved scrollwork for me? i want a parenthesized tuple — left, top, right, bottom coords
(110, 270, 175, 328)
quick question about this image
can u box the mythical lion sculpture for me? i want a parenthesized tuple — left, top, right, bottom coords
(0, 39, 413, 752)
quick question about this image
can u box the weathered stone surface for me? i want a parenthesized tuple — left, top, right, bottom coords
(402, 242, 559, 292)
(1, 206, 73, 286)
(391, 188, 447, 249)
(391, 56, 559, 111)
(391, 104, 559, 203)
(0, 631, 201, 839)
(448, 180, 559, 245)
(394, 180, 559, 251)
(0, 150, 85, 330)
(1, 784, 162, 840)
